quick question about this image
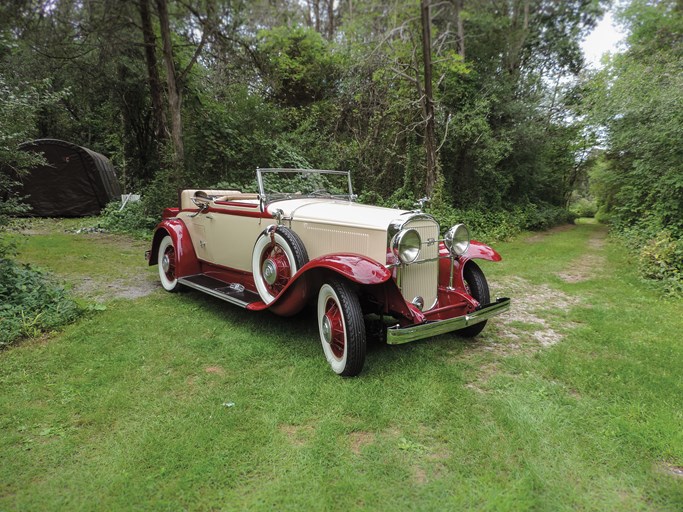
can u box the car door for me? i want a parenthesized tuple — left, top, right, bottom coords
(203, 203, 266, 272)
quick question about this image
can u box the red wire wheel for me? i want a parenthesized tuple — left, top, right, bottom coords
(317, 279, 366, 376)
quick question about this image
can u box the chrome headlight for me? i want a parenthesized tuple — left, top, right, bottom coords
(392, 228, 421, 264)
(444, 223, 470, 256)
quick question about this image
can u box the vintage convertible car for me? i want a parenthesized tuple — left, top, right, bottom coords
(147, 168, 510, 376)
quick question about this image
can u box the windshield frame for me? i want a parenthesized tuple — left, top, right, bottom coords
(256, 168, 355, 205)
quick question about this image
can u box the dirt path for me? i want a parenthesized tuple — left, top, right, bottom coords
(463, 224, 610, 390)
(496, 224, 608, 347)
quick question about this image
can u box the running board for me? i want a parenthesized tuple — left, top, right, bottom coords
(178, 274, 261, 308)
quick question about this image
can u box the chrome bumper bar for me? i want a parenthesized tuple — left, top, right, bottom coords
(386, 297, 511, 345)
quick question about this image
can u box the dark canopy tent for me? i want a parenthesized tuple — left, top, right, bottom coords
(18, 139, 122, 217)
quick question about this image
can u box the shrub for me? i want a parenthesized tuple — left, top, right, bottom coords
(99, 200, 158, 237)
(638, 230, 683, 296)
(0, 243, 82, 347)
(569, 197, 598, 218)
(426, 201, 574, 243)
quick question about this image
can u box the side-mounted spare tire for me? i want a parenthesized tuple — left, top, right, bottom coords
(252, 226, 309, 304)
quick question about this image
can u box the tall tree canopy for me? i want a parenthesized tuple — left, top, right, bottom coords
(585, 0, 683, 237)
(1, 0, 607, 212)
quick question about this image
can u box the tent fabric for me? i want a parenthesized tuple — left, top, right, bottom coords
(18, 139, 122, 217)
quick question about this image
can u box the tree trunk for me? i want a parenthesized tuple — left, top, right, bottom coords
(421, 0, 437, 197)
(138, 0, 166, 142)
(313, 0, 321, 33)
(455, 0, 465, 58)
(326, 0, 335, 39)
(508, 0, 530, 74)
(155, 0, 184, 172)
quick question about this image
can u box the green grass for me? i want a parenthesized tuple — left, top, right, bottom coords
(8, 218, 153, 283)
(1, 221, 682, 510)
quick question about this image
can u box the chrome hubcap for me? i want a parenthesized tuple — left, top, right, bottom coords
(262, 259, 277, 285)
(161, 254, 170, 273)
(322, 315, 332, 344)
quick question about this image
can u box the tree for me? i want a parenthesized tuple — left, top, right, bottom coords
(585, 0, 683, 236)
(0, 78, 65, 229)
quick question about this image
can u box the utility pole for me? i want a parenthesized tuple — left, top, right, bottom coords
(420, 0, 438, 196)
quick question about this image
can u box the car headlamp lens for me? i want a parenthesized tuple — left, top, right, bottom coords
(393, 228, 421, 264)
(444, 224, 470, 256)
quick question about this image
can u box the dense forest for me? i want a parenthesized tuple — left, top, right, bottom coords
(1, 0, 681, 288)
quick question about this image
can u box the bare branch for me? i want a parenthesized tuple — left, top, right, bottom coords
(177, 28, 208, 83)
(436, 112, 452, 152)
(389, 66, 419, 84)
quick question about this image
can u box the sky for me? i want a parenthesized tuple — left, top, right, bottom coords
(581, 10, 628, 69)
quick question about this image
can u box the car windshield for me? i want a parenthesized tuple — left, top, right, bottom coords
(257, 168, 354, 203)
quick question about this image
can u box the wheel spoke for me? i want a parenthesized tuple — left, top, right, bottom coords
(261, 243, 292, 296)
(325, 299, 345, 358)
(166, 247, 176, 279)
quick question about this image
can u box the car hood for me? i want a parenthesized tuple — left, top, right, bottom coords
(266, 199, 408, 231)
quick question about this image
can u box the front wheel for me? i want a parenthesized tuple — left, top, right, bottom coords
(317, 279, 366, 376)
(456, 261, 490, 337)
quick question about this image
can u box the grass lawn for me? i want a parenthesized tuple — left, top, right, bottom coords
(1, 220, 682, 510)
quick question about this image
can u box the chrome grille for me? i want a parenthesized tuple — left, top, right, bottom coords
(397, 217, 439, 311)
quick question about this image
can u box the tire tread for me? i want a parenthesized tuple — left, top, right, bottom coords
(329, 278, 366, 377)
(457, 261, 490, 337)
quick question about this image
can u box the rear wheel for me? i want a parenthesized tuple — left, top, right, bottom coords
(456, 261, 490, 337)
(158, 235, 183, 292)
(317, 279, 366, 376)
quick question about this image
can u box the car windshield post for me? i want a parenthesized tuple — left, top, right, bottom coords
(257, 168, 354, 205)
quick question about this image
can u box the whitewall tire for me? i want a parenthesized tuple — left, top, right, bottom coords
(158, 235, 182, 292)
(317, 279, 366, 376)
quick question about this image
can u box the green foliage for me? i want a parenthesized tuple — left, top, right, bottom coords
(569, 198, 597, 218)
(583, 0, 683, 292)
(636, 230, 683, 297)
(586, 2, 682, 236)
(362, 189, 574, 243)
(427, 202, 574, 242)
(0, 246, 82, 347)
(0, 75, 82, 347)
(257, 26, 341, 107)
(98, 200, 158, 237)
(1, 0, 609, 228)
(0, 77, 66, 227)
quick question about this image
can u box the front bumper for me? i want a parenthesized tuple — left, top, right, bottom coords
(386, 297, 511, 345)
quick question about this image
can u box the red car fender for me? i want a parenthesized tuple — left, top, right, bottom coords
(148, 219, 200, 278)
(438, 240, 502, 289)
(250, 254, 417, 321)
(300, 253, 394, 284)
(463, 240, 502, 262)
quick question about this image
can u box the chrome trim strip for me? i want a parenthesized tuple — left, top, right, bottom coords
(386, 254, 451, 269)
(178, 277, 251, 308)
(386, 298, 511, 345)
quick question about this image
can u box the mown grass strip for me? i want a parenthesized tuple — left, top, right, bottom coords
(1, 222, 682, 510)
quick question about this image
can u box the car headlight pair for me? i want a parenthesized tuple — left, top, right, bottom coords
(392, 223, 470, 264)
